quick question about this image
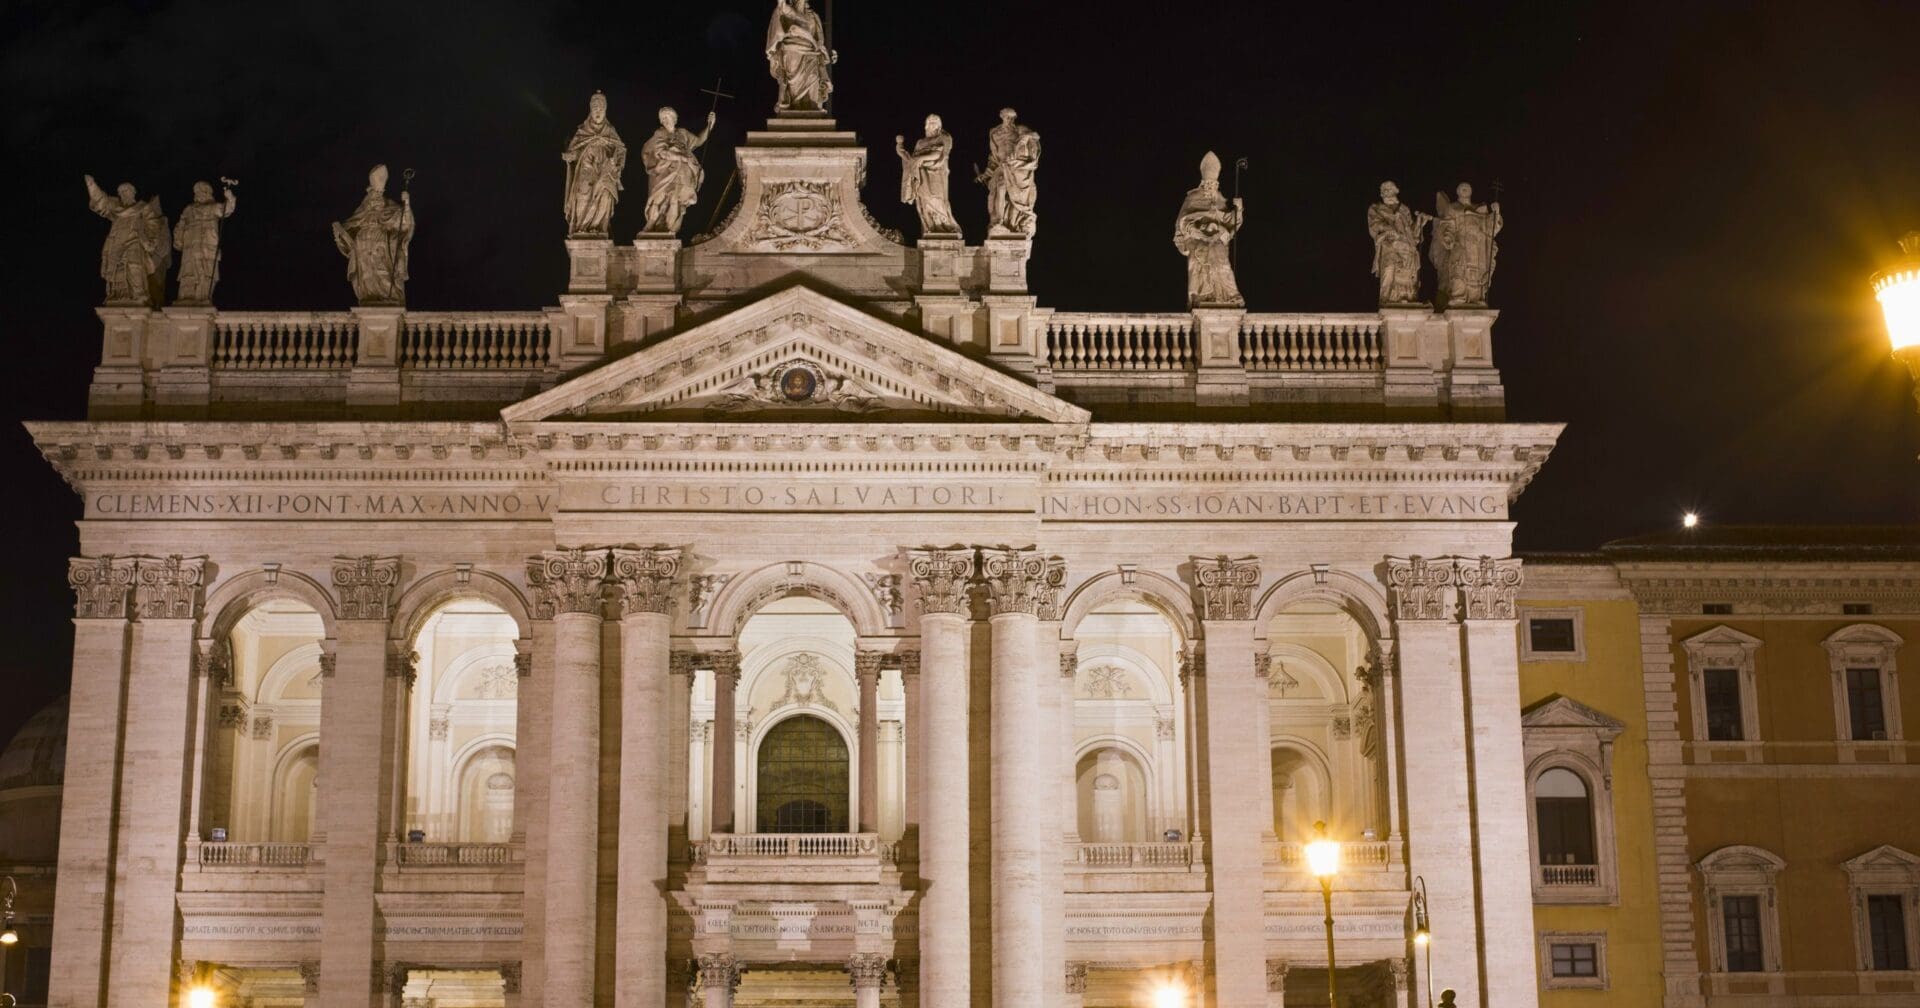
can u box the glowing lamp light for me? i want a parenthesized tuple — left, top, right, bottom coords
(1153, 983, 1188, 1008)
(0, 925, 16, 946)
(1305, 821, 1342, 878)
(187, 986, 217, 1008)
(1682, 512, 1700, 529)
(1874, 233, 1920, 354)
(1413, 926, 1431, 947)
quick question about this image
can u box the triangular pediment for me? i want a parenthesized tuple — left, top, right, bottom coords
(1521, 694, 1626, 736)
(1845, 844, 1920, 872)
(503, 287, 1089, 425)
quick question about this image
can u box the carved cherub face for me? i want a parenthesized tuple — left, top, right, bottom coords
(1380, 181, 1400, 205)
(1456, 182, 1474, 203)
(193, 181, 214, 202)
(369, 164, 390, 191)
(924, 114, 941, 136)
(659, 106, 678, 130)
(116, 182, 136, 203)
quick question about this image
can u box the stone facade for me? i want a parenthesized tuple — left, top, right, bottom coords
(23, 21, 1573, 1008)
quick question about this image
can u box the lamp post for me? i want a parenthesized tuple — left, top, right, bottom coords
(1305, 821, 1342, 1006)
(1412, 875, 1433, 1008)
(1, 876, 17, 1007)
(1873, 231, 1920, 412)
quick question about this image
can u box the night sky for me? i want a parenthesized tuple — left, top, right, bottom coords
(3, 1, 1918, 740)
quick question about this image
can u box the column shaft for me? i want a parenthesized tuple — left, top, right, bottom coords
(917, 611, 970, 1008)
(1396, 618, 1482, 1007)
(1201, 620, 1267, 1007)
(857, 654, 881, 833)
(989, 608, 1045, 1007)
(614, 560, 674, 1008)
(517, 623, 554, 1005)
(318, 621, 392, 1008)
(1040, 630, 1067, 1004)
(49, 601, 130, 1008)
(546, 608, 605, 1005)
(1463, 616, 1541, 1006)
(710, 655, 739, 834)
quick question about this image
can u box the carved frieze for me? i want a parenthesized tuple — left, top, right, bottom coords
(610, 546, 680, 616)
(980, 547, 1064, 618)
(332, 555, 401, 621)
(527, 548, 609, 618)
(907, 547, 975, 615)
(1385, 555, 1454, 622)
(68, 555, 135, 619)
(1192, 554, 1261, 621)
(133, 554, 206, 620)
(1454, 555, 1523, 620)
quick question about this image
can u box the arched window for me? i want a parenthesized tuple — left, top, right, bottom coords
(756, 715, 849, 833)
(1535, 768, 1595, 866)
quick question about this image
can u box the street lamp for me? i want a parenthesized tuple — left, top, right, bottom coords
(1306, 821, 1342, 1006)
(187, 987, 217, 1008)
(1152, 982, 1187, 1008)
(1412, 875, 1433, 1008)
(1873, 231, 1920, 410)
(0, 876, 16, 1008)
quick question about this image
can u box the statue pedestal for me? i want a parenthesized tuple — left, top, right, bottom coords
(983, 295, 1040, 379)
(629, 236, 681, 294)
(88, 306, 153, 417)
(1443, 309, 1504, 413)
(1381, 307, 1443, 410)
(565, 238, 614, 294)
(153, 307, 215, 411)
(917, 238, 969, 295)
(747, 112, 859, 147)
(618, 295, 681, 350)
(346, 306, 404, 407)
(1191, 306, 1250, 406)
(554, 296, 613, 368)
(985, 235, 1032, 295)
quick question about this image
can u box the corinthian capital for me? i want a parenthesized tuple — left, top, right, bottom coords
(979, 547, 1065, 618)
(697, 953, 739, 991)
(609, 546, 681, 616)
(1385, 555, 1454, 622)
(526, 548, 609, 618)
(906, 546, 974, 615)
(1454, 555, 1523, 620)
(846, 954, 889, 990)
(68, 555, 135, 619)
(1191, 554, 1261, 621)
(332, 555, 401, 621)
(133, 554, 207, 620)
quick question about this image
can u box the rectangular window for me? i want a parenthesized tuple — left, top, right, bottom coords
(1528, 617, 1579, 654)
(1844, 602, 1874, 615)
(1723, 895, 1765, 972)
(1704, 668, 1744, 741)
(1869, 894, 1910, 970)
(1703, 603, 1733, 615)
(1848, 668, 1888, 740)
(1550, 942, 1599, 977)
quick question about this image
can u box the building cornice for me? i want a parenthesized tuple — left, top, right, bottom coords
(1616, 560, 1920, 615)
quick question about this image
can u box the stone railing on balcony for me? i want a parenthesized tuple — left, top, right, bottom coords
(390, 841, 522, 868)
(1239, 314, 1383, 372)
(690, 832, 896, 884)
(1265, 840, 1396, 871)
(399, 313, 552, 370)
(1067, 841, 1203, 869)
(1044, 314, 1197, 371)
(212, 313, 360, 370)
(1539, 863, 1600, 887)
(192, 841, 317, 869)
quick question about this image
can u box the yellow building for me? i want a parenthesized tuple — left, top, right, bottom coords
(1611, 527, 1920, 1006)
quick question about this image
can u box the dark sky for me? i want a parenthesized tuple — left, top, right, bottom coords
(3, 1, 1918, 739)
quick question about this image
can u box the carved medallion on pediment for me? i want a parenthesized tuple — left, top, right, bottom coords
(750, 181, 855, 251)
(710, 358, 883, 413)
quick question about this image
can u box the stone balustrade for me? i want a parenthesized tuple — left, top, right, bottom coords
(1067, 841, 1202, 869)
(1538, 862, 1600, 887)
(391, 841, 521, 867)
(399, 312, 552, 370)
(1265, 840, 1395, 871)
(1239, 314, 1384, 372)
(195, 841, 318, 868)
(695, 832, 887, 861)
(212, 312, 359, 370)
(1044, 313, 1196, 371)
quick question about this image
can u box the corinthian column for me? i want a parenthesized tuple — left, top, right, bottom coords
(611, 546, 680, 1008)
(102, 555, 205, 1007)
(319, 555, 402, 1008)
(528, 548, 612, 1007)
(906, 547, 975, 1008)
(847, 953, 888, 1008)
(980, 547, 1064, 1008)
(50, 556, 135, 1008)
(1385, 556, 1481, 1008)
(697, 953, 738, 1008)
(1190, 554, 1266, 1008)
(1455, 556, 1540, 1006)
(855, 650, 882, 833)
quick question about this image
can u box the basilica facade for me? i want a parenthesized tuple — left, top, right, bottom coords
(20, 21, 1583, 1007)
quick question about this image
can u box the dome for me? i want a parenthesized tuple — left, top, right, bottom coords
(0, 695, 68, 790)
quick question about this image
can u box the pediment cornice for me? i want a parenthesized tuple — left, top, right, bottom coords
(503, 286, 1090, 426)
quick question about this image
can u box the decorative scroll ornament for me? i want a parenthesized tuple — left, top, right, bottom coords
(980, 547, 1065, 618)
(196, 639, 233, 684)
(134, 554, 207, 620)
(907, 547, 975, 615)
(610, 546, 681, 616)
(774, 652, 840, 713)
(1079, 664, 1135, 698)
(1179, 643, 1204, 683)
(332, 555, 401, 621)
(386, 646, 419, 688)
(1454, 555, 1523, 620)
(1065, 963, 1090, 995)
(1192, 555, 1261, 621)
(1385, 555, 1454, 622)
(749, 180, 855, 250)
(697, 953, 740, 992)
(68, 555, 135, 619)
(846, 954, 890, 990)
(527, 548, 609, 618)
(687, 573, 732, 627)
(863, 572, 904, 627)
